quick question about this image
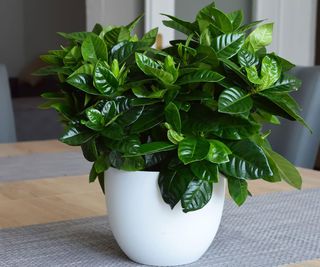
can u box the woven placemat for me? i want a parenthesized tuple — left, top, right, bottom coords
(0, 152, 91, 182)
(1, 188, 319, 267)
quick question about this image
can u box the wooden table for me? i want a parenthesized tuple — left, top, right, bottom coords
(0, 140, 319, 266)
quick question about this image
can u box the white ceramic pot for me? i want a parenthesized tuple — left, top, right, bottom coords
(105, 168, 225, 266)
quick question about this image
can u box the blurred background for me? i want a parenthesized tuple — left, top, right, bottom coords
(0, 0, 319, 169)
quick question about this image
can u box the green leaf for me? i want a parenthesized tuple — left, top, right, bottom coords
(126, 14, 144, 33)
(127, 142, 176, 157)
(130, 106, 164, 133)
(237, 20, 264, 32)
(259, 91, 310, 130)
(227, 10, 243, 30)
(135, 53, 174, 84)
(72, 64, 94, 75)
(206, 140, 231, 164)
(181, 180, 213, 212)
(67, 74, 100, 95)
(162, 14, 196, 36)
(60, 127, 94, 146)
(272, 55, 295, 72)
(218, 87, 253, 114)
(246, 23, 273, 51)
(93, 61, 118, 95)
(132, 87, 167, 99)
(81, 139, 98, 162)
(117, 106, 144, 127)
(141, 28, 158, 46)
(111, 41, 149, 65)
(158, 166, 194, 209)
(58, 31, 95, 42)
(190, 161, 219, 183)
(89, 164, 98, 183)
(227, 176, 248, 206)
(121, 156, 145, 171)
(101, 123, 125, 140)
(245, 66, 263, 84)
(263, 74, 301, 93)
(86, 108, 104, 126)
(238, 49, 259, 68)
(213, 33, 245, 59)
(209, 8, 233, 33)
(219, 140, 273, 179)
(177, 70, 224, 85)
(81, 35, 108, 63)
(94, 154, 110, 173)
(194, 114, 260, 140)
(264, 148, 302, 189)
(104, 27, 130, 46)
(165, 102, 181, 132)
(178, 137, 210, 164)
(259, 55, 281, 89)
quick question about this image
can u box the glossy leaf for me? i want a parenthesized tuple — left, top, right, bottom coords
(206, 140, 231, 164)
(181, 180, 213, 212)
(238, 49, 259, 68)
(259, 91, 310, 130)
(227, 10, 243, 30)
(259, 55, 281, 89)
(135, 53, 174, 84)
(246, 23, 273, 51)
(264, 148, 302, 189)
(67, 74, 100, 95)
(178, 137, 210, 164)
(128, 142, 176, 157)
(194, 114, 260, 140)
(162, 14, 196, 36)
(93, 61, 119, 95)
(141, 28, 158, 46)
(263, 74, 301, 93)
(227, 176, 248, 206)
(190, 161, 219, 183)
(213, 33, 245, 59)
(81, 139, 98, 162)
(60, 127, 94, 146)
(130, 106, 164, 133)
(165, 102, 181, 132)
(219, 140, 273, 179)
(158, 166, 194, 209)
(81, 35, 108, 63)
(218, 87, 253, 114)
(177, 70, 224, 85)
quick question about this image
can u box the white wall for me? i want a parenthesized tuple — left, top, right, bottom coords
(86, 0, 144, 35)
(0, 0, 85, 77)
(23, 0, 86, 68)
(0, 0, 25, 77)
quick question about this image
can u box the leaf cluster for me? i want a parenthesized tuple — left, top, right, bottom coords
(38, 2, 306, 212)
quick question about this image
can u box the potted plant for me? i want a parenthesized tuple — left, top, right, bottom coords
(37, 2, 307, 266)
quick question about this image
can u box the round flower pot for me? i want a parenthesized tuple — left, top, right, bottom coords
(105, 168, 226, 266)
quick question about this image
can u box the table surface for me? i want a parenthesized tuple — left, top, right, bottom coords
(0, 140, 319, 267)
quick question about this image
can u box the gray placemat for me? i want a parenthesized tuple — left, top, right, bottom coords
(1, 188, 320, 267)
(0, 152, 91, 182)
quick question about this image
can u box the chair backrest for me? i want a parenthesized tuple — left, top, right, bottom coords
(0, 64, 16, 143)
(267, 66, 320, 168)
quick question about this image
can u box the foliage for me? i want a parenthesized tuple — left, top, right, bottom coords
(38, 2, 306, 212)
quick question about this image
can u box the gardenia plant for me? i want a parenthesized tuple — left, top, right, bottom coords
(38, 2, 308, 213)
